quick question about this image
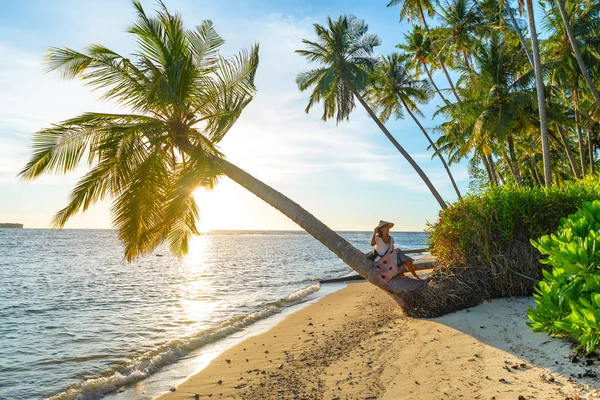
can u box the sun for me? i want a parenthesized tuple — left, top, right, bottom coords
(193, 188, 216, 233)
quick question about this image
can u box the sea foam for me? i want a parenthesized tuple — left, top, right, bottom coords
(46, 284, 321, 400)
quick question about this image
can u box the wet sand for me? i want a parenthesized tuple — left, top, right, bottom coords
(156, 281, 600, 399)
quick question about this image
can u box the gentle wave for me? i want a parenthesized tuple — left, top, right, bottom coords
(46, 284, 321, 400)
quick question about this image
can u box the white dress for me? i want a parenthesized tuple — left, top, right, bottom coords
(373, 235, 394, 262)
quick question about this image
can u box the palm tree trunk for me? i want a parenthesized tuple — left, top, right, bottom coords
(556, 0, 600, 111)
(213, 154, 487, 318)
(507, 133, 523, 185)
(487, 154, 499, 186)
(556, 123, 581, 178)
(525, 0, 552, 187)
(400, 99, 462, 200)
(423, 62, 450, 105)
(502, 150, 520, 185)
(480, 153, 495, 185)
(573, 89, 587, 176)
(355, 93, 448, 209)
(202, 146, 487, 318)
(479, 153, 495, 185)
(587, 114, 596, 175)
(173, 136, 426, 296)
(439, 58, 462, 103)
(505, 2, 533, 68)
(463, 51, 475, 82)
(530, 157, 542, 186)
(498, 170, 506, 186)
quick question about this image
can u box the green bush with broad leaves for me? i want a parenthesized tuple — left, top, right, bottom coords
(528, 200, 600, 353)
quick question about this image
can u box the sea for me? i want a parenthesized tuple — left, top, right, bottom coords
(0, 229, 429, 400)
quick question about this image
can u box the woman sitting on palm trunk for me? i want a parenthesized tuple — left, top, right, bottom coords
(369, 220, 422, 280)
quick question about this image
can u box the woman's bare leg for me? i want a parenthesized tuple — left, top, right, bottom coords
(404, 260, 422, 280)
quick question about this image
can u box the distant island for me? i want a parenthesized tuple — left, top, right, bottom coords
(0, 223, 23, 228)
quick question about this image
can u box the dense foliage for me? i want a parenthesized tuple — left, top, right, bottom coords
(387, 0, 600, 190)
(427, 178, 600, 300)
(528, 200, 600, 353)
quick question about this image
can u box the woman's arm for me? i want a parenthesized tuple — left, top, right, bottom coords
(370, 228, 378, 246)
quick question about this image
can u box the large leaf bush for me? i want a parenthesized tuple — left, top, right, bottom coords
(528, 200, 600, 353)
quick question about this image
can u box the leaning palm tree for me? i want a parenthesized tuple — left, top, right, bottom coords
(367, 53, 463, 199)
(398, 26, 450, 105)
(295, 15, 448, 209)
(19, 2, 431, 310)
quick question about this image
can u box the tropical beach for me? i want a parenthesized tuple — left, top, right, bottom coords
(3, 0, 600, 399)
(155, 281, 600, 400)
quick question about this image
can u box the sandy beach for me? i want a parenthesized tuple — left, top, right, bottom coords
(156, 281, 600, 400)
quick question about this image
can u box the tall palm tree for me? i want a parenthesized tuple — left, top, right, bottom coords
(398, 26, 450, 105)
(387, 0, 462, 103)
(433, 0, 482, 78)
(296, 15, 448, 209)
(543, 6, 590, 177)
(521, 0, 552, 186)
(367, 53, 463, 199)
(19, 2, 427, 306)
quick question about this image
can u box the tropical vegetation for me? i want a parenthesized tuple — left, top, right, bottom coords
(528, 200, 600, 353)
(384, 0, 600, 190)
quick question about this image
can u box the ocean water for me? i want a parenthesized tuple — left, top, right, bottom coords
(0, 229, 429, 400)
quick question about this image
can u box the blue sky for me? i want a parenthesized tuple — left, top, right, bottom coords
(0, 0, 476, 231)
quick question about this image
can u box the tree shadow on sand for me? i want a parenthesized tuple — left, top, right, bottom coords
(430, 297, 600, 392)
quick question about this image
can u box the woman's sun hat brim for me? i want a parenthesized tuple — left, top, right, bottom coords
(377, 220, 394, 229)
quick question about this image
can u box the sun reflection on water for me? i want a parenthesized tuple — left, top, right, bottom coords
(179, 235, 218, 324)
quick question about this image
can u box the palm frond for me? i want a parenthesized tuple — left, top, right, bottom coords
(187, 20, 224, 72)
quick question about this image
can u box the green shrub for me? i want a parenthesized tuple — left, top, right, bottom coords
(427, 176, 600, 301)
(528, 200, 600, 353)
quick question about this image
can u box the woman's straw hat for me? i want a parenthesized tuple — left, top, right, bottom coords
(376, 220, 394, 229)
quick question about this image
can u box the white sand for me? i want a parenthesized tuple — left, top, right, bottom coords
(156, 282, 600, 399)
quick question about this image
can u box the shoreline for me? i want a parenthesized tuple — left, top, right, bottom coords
(156, 281, 600, 400)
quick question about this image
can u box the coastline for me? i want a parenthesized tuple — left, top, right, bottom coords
(156, 281, 600, 400)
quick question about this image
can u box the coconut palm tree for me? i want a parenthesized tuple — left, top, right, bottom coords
(296, 15, 448, 209)
(387, 0, 436, 24)
(520, 0, 552, 186)
(398, 26, 450, 105)
(432, 0, 482, 78)
(19, 2, 429, 309)
(387, 0, 462, 102)
(435, 33, 540, 187)
(543, 6, 590, 177)
(543, 1, 600, 177)
(367, 53, 463, 199)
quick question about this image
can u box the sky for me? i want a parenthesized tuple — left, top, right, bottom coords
(0, 0, 475, 232)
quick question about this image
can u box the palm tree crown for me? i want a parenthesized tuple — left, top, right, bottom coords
(19, 1, 259, 260)
(367, 53, 434, 122)
(295, 15, 381, 122)
(386, 0, 438, 25)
